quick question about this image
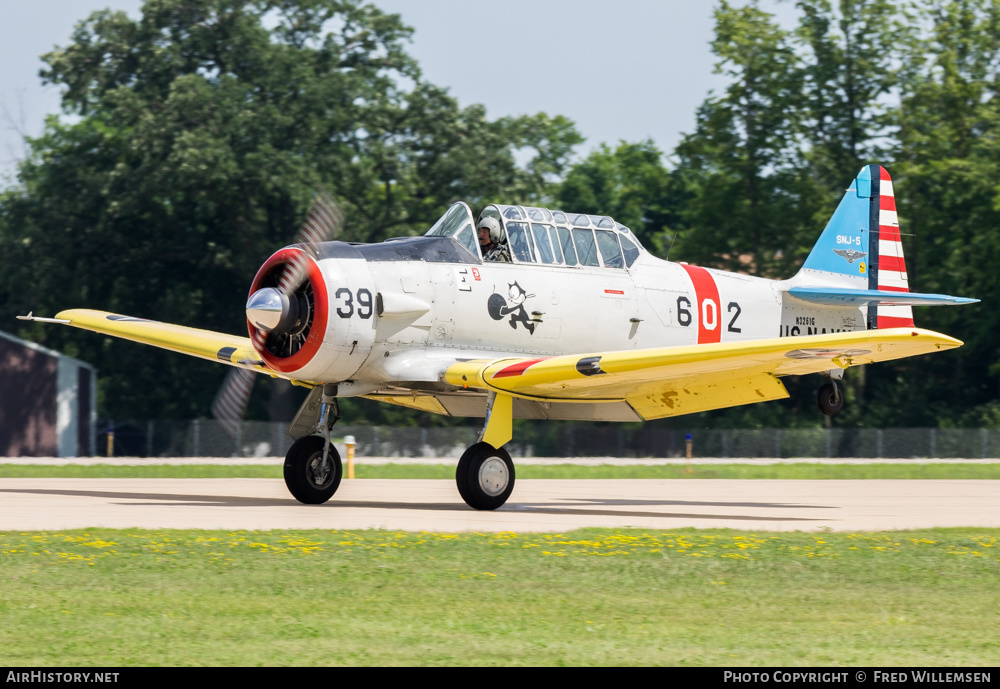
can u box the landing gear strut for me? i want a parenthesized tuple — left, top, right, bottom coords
(455, 390, 516, 510)
(817, 380, 844, 416)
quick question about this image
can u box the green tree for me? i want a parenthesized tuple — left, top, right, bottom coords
(795, 0, 902, 192)
(878, 0, 1000, 426)
(0, 0, 580, 421)
(554, 140, 677, 255)
(671, 0, 805, 277)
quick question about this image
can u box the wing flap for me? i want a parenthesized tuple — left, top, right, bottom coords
(444, 327, 962, 403)
(626, 373, 789, 420)
(54, 309, 276, 375)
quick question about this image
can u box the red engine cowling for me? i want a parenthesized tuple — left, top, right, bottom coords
(247, 247, 329, 375)
(246, 247, 377, 382)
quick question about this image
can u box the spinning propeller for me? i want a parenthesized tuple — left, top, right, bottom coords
(212, 191, 344, 438)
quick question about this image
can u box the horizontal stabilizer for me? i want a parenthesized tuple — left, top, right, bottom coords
(787, 286, 979, 307)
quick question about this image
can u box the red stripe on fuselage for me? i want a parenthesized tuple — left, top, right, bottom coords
(492, 358, 550, 379)
(679, 264, 722, 344)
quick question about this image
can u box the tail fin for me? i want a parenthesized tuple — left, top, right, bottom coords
(797, 165, 914, 328)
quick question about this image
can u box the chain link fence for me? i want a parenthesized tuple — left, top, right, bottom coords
(94, 420, 1000, 459)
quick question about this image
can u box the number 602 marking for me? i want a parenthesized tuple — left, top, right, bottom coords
(676, 296, 742, 332)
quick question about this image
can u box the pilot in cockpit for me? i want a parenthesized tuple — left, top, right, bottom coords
(477, 217, 510, 262)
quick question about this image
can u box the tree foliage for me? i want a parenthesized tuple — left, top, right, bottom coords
(554, 140, 678, 254)
(669, 1, 806, 277)
(881, 0, 1000, 425)
(0, 0, 580, 421)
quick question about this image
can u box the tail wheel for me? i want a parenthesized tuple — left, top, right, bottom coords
(456, 442, 515, 511)
(817, 381, 844, 416)
(283, 435, 342, 504)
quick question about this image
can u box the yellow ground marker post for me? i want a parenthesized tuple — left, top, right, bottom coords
(345, 435, 356, 479)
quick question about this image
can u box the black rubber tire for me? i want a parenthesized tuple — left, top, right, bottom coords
(283, 435, 342, 504)
(456, 442, 515, 510)
(817, 381, 844, 416)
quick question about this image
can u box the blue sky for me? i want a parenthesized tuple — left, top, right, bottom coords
(0, 1, 793, 183)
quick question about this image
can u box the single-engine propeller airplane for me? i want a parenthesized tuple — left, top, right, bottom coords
(20, 165, 977, 510)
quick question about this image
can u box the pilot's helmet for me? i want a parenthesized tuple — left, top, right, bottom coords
(477, 217, 503, 243)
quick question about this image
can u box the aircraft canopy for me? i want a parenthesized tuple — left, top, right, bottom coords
(424, 202, 644, 269)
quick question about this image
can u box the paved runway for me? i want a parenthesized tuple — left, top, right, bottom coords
(1, 478, 997, 532)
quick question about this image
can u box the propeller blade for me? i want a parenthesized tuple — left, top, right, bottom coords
(211, 368, 256, 439)
(277, 189, 344, 295)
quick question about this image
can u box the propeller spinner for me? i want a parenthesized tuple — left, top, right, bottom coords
(246, 286, 306, 334)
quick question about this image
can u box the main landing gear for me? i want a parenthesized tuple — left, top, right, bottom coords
(454, 391, 517, 510)
(456, 442, 516, 510)
(283, 383, 343, 505)
(282, 386, 518, 510)
(284, 435, 343, 504)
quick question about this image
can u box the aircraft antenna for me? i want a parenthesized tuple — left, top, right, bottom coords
(664, 230, 678, 262)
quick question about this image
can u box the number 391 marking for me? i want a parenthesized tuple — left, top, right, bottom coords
(335, 288, 373, 319)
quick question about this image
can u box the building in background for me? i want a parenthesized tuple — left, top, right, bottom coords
(0, 330, 96, 457)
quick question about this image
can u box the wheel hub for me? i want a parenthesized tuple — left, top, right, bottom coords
(478, 456, 509, 496)
(307, 454, 332, 489)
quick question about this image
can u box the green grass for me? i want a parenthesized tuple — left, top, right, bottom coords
(3, 462, 1000, 479)
(1, 528, 997, 666)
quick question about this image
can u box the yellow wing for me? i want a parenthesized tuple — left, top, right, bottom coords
(52, 308, 296, 380)
(444, 327, 962, 420)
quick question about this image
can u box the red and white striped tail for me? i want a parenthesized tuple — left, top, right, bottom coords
(872, 166, 914, 328)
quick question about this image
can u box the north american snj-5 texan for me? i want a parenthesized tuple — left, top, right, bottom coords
(20, 165, 977, 510)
